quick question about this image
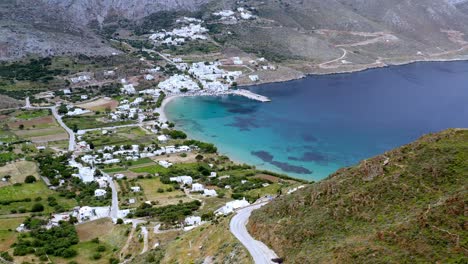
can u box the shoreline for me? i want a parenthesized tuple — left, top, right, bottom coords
(160, 56, 468, 121)
(236, 53, 468, 88)
(158, 58, 468, 181)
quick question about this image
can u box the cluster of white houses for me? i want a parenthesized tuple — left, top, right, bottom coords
(110, 97, 144, 121)
(158, 61, 242, 94)
(79, 144, 192, 165)
(212, 7, 257, 23)
(149, 18, 208, 46)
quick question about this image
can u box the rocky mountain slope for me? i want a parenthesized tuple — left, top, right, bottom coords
(205, 0, 468, 74)
(3, 0, 468, 71)
(248, 129, 468, 263)
(0, 0, 210, 60)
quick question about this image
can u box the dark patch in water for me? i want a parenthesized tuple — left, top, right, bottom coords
(270, 161, 312, 174)
(251, 151, 274, 162)
(252, 150, 312, 174)
(226, 117, 260, 131)
(302, 134, 318, 142)
(288, 152, 327, 162)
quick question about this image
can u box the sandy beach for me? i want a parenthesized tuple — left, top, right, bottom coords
(157, 94, 180, 123)
(158, 89, 271, 123)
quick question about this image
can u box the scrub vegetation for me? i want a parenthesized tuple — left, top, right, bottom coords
(248, 129, 468, 263)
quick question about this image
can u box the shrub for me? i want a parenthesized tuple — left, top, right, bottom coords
(24, 175, 37, 183)
(96, 245, 106, 252)
(92, 252, 102, 260)
(31, 203, 44, 212)
(62, 248, 77, 258)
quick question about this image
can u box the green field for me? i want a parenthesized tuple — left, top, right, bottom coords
(0, 181, 77, 215)
(82, 127, 157, 148)
(63, 115, 136, 130)
(15, 109, 50, 120)
(0, 217, 25, 251)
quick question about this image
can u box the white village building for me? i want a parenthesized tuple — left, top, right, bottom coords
(130, 186, 141, 192)
(158, 160, 173, 168)
(203, 189, 217, 197)
(215, 198, 250, 215)
(158, 74, 200, 93)
(94, 189, 107, 197)
(184, 216, 202, 226)
(169, 176, 193, 185)
(191, 183, 204, 192)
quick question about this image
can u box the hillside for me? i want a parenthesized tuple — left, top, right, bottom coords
(0, 0, 210, 60)
(3, 0, 468, 69)
(248, 129, 468, 263)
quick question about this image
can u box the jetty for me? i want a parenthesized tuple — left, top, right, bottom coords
(230, 89, 271, 102)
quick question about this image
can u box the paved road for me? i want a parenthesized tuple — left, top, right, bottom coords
(230, 202, 279, 264)
(50, 106, 75, 152)
(23, 99, 75, 152)
(140, 226, 149, 254)
(105, 173, 119, 219)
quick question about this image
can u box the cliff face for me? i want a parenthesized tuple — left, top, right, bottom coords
(248, 129, 468, 263)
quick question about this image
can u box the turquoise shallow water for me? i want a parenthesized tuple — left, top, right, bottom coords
(166, 61, 468, 181)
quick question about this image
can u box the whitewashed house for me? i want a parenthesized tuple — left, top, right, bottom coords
(184, 216, 202, 226)
(249, 75, 259, 82)
(215, 198, 250, 215)
(191, 183, 204, 192)
(114, 174, 125, 179)
(158, 160, 173, 168)
(96, 178, 108, 188)
(157, 135, 168, 142)
(130, 186, 141, 192)
(78, 206, 94, 221)
(170, 176, 193, 185)
(94, 189, 107, 197)
(203, 189, 217, 197)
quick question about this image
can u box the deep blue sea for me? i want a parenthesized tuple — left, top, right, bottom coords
(166, 61, 468, 181)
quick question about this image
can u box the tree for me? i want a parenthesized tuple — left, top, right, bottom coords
(24, 175, 36, 184)
(94, 169, 102, 177)
(195, 154, 204, 161)
(96, 245, 106, 252)
(89, 142, 95, 149)
(58, 104, 68, 115)
(116, 218, 124, 225)
(62, 248, 77, 258)
(19, 124, 25, 130)
(31, 203, 44, 212)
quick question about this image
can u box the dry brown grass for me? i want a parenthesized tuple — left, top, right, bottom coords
(0, 160, 38, 186)
(150, 152, 198, 163)
(76, 218, 115, 241)
(77, 98, 119, 112)
(9, 116, 55, 129)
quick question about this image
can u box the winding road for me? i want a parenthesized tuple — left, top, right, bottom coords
(230, 202, 279, 264)
(50, 106, 75, 152)
(24, 97, 75, 152)
(105, 173, 119, 219)
(140, 226, 149, 254)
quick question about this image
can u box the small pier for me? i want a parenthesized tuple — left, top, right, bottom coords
(230, 89, 271, 102)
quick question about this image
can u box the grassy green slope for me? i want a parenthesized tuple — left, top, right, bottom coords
(248, 129, 468, 263)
